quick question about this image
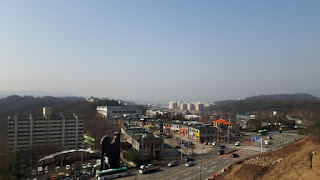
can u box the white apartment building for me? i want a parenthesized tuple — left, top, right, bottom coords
(169, 101, 178, 110)
(187, 103, 195, 110)
(7, 107, 83, 152)
(195, 103, 204, 111)
(96, 106, 142, 118)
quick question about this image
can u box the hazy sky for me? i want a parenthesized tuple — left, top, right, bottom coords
(0, 1, 319, 102)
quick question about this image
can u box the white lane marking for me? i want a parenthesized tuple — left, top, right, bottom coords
(211, 161, 218, 164)
(185, 177, 192, 180)
(202, 167, 207, 170)
(172, 177, 179, 180)
(196, 166, 201, 169)
(156, 174, 164, 177)
(173, 168, 179, 171)
(185, 172, 191, 175)
(208, 169, 214, 172)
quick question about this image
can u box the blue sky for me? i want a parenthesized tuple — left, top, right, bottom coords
(0, 1, 319, 102)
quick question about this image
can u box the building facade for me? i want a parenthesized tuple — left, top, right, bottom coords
(96, 106, 142, 118)
(7, 107, 83, 152)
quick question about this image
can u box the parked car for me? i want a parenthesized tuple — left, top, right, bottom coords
(267, 136, 273, 139)
(82, 164, 87, 169)
(178, 151, 186, 156)
(231, 153, 239, 158)
(219, 145, 226, 149)
(185, 157, 194, 162)
(185, 161, 194, 167)
(212, 142, 219, 146)
(208, 142, 212, 145)
(168, 161, 178, 167)
(166, 135, 172, 138)
(87, 163, 92, 168)
(218, 150, 225, 155)
(66, 165, 71, 170)
(175, 146, 181, 149)
(235, 141, 240, 146)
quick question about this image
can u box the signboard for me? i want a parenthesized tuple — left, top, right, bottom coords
(253, 137, 260, 142)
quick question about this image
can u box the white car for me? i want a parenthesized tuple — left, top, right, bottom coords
(66, 165, 71, 170)
(87, 163, 92, 168)
(185, 161, 194, 167)
(82, 164, 87, 169)
(212, 142, 219, 146)
(168, 161, 178, 167)
(235, 141, 240, 146)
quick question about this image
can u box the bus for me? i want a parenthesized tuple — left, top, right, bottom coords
(257, 129, 268, 136)
(97, 167, 128, 180)
(279, 125, 288, 131)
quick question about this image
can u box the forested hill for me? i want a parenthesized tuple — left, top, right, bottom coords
(206, 93, 320, 114)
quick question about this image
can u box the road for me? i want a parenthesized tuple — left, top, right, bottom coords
(119, 130, 302, 180)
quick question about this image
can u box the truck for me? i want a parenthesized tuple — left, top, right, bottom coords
(139, 164, 160, 174)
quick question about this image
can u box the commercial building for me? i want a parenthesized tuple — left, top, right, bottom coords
(169, 101, 178, 110)
(7, 107, 83, 152)
(187, 103, 195, 111)
(121, 124, 163, 158)
(96, 106, 142, 118)
(195, 103, 204, 111)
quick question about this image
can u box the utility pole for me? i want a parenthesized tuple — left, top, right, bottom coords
(181, 138, 183, 159)
(261, 137, 263, 153)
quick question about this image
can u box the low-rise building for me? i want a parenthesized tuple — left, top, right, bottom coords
(121, 124, 163, 158)
(97, 106, 142, 118)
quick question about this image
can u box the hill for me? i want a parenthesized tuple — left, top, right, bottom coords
(218, 137, 320, 180)
(206, 94, 320, 118)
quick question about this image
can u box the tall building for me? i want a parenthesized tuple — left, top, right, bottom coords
(187, 103, 195, 111)
(180, 102, 187, 110)
(195, 103, 204, 111)
(7, 107, 83, 152)
(169, 101, 178, 110)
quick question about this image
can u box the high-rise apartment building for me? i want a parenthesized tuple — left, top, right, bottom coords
(195, 103, 204, 111)
(169, 101, 178, 110)
(7, 107, 83, 152)
(187, 103, 195, 110)
(180, 102, 187, 110)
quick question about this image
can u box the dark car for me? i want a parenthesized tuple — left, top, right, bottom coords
(175, 146, 181, 149)
(166, 135, 172, 138)
(218, 150, 225, 155)
(178, 151, 186, 156)
(219, 145, 226, 149)
(185, 157, 194, 162)
(231, 153, 239, 158)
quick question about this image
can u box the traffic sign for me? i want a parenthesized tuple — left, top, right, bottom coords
(253, 137, 260, 142)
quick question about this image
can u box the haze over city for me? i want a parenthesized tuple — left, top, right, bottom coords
(1, 1, 319, 102)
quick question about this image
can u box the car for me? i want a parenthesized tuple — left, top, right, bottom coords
(218, 150, 225, 155)
(87, 163, 92, 168)
(168, 161, 178, 167)
(66, 165, 71, 170)
(185, 157, 194, 162)
(231, 153, 239, 158)
(178, 151, 186, 156)
(82, 164, 87, 169)
(235, 141, 240, 146)
(267, 136, 273, 139)
(212, 142, 219, 146)
(166, 135, 172, 138)
(219, 145, 226, 149)
(175, 146, 181, 149)
(185, 161, 194, 167)
(77, 174, 89, 180)
(203, 141, 208, 145)
(208, 142, 212, 145)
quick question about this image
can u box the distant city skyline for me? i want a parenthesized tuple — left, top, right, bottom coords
(1, 1, 319, 102)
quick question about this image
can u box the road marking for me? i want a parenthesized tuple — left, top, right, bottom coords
(211, 161, 218, 164)
(172, 177, 178, 180)
(185, 172, 191, 175)
(208, 169, 214, 172)
(156, 174, 164, 177)
(202, 167, 207, 170)
(173, 168, 179, 171)
(185, 177, 192, 180)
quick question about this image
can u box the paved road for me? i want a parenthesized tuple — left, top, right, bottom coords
(118, 130, 302, 180)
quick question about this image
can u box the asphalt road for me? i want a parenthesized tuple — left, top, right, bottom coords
(119, 130, 302, 180)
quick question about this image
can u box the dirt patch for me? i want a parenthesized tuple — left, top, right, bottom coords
(217, 137, 320, 180)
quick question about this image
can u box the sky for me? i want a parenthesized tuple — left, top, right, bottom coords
(0, 1, 319, 102)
